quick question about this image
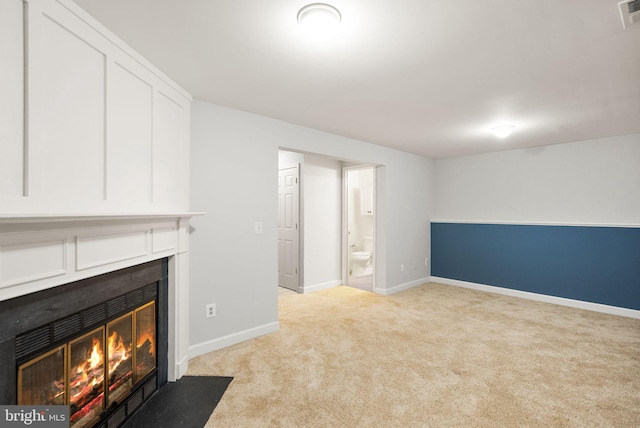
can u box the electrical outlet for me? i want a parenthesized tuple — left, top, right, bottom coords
(206, 303, 216, 318)
(425, 258, 429, 266)
(400, 264, 405, 272)
(413, 262, 417, 269)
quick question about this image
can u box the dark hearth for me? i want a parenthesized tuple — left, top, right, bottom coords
(121, 376, 233, 428)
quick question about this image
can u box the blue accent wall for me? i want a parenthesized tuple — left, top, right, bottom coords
(431, 223, 640, 310)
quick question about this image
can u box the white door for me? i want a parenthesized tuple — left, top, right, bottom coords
(278, 165, 300, 291)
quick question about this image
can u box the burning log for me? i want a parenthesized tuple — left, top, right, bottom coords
(136, 338, 154, 372)
(109, 361, 132, 385)
(69, 337, 105, 423)
(70, 393, 104, 424)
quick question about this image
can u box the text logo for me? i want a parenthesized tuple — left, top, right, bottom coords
(0, 406, 68, 428)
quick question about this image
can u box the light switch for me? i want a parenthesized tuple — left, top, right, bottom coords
(254, 221, 263, 234)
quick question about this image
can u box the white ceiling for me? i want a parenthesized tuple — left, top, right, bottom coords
(74, 0, 640, 158)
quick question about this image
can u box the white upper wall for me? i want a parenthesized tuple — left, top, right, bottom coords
(434, 133, 640, 225)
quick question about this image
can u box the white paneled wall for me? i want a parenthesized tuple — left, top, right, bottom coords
(29, 5, 106, 199)
(0, 0, 24, 197)
(107, 60, 154, 202)
(0, 0, 191, 214)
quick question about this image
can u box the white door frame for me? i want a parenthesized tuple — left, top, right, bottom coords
(342, 165, 376, 290)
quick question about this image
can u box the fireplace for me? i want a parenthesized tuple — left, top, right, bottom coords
(1, 259, 168, 428)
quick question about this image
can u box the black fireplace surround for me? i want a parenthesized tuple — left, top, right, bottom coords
(0, 259, 169, 427)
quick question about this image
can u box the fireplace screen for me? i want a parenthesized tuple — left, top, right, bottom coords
(17, 301, 157, 428)
(135, 302, 156, 381)
(17, 346, 66, 405)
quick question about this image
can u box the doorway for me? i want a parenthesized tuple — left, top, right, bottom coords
(277, 164, 300, 292)
(344, 167, 375, 291)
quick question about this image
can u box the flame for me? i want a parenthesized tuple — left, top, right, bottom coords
(70, 337, 104, 403)
(108, 331, 131, 375)
(88, 340, 102, 368)
(137, 332, 155, 356)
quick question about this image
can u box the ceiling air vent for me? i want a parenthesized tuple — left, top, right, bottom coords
(619, 0, 640, 29)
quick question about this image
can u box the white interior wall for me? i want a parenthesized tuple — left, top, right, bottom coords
(434, 134, 640, 225)
(189, 102, 279, 353)
(189, 100, 434, 356)
(278, 150, 304, 167)
(302, 155, 342, 291)
(384, 156, 434, 289)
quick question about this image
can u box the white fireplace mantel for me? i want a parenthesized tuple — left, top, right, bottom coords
(0, 212, 204, 380)
(0, 212, 204, 225)
(0, 212, 203, 300)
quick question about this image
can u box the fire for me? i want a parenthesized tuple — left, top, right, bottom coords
(88, 340, 102, 369)
(108, 331, 131, 374)
(70, 337, 104, 403)
(137, 333, 155, 356)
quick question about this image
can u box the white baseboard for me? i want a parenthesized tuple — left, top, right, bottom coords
(303, 279, 342, 293)
(173, 355, 189, 381)
(188, 321, 280, 359)
(375, 277, 430, 296)
(431, 277, 640, 319)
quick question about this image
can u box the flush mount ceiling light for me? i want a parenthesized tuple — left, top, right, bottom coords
(297, 3, 341, 34)
(492, 125, 515, 138)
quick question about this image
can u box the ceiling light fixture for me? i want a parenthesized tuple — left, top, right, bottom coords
(297, 3, 341, 34)
(492, 125, 515, 138)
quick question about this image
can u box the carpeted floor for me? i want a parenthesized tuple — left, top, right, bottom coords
(188, 283, 640, 427)
(121, 376, 232, 427)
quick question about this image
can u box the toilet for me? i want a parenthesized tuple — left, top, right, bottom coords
(351, 236, 373, 277)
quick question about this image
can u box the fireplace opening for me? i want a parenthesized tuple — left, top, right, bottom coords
(1, 260, 168, 428)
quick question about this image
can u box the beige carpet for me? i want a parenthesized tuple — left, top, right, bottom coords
(187, 283, 640, 427)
